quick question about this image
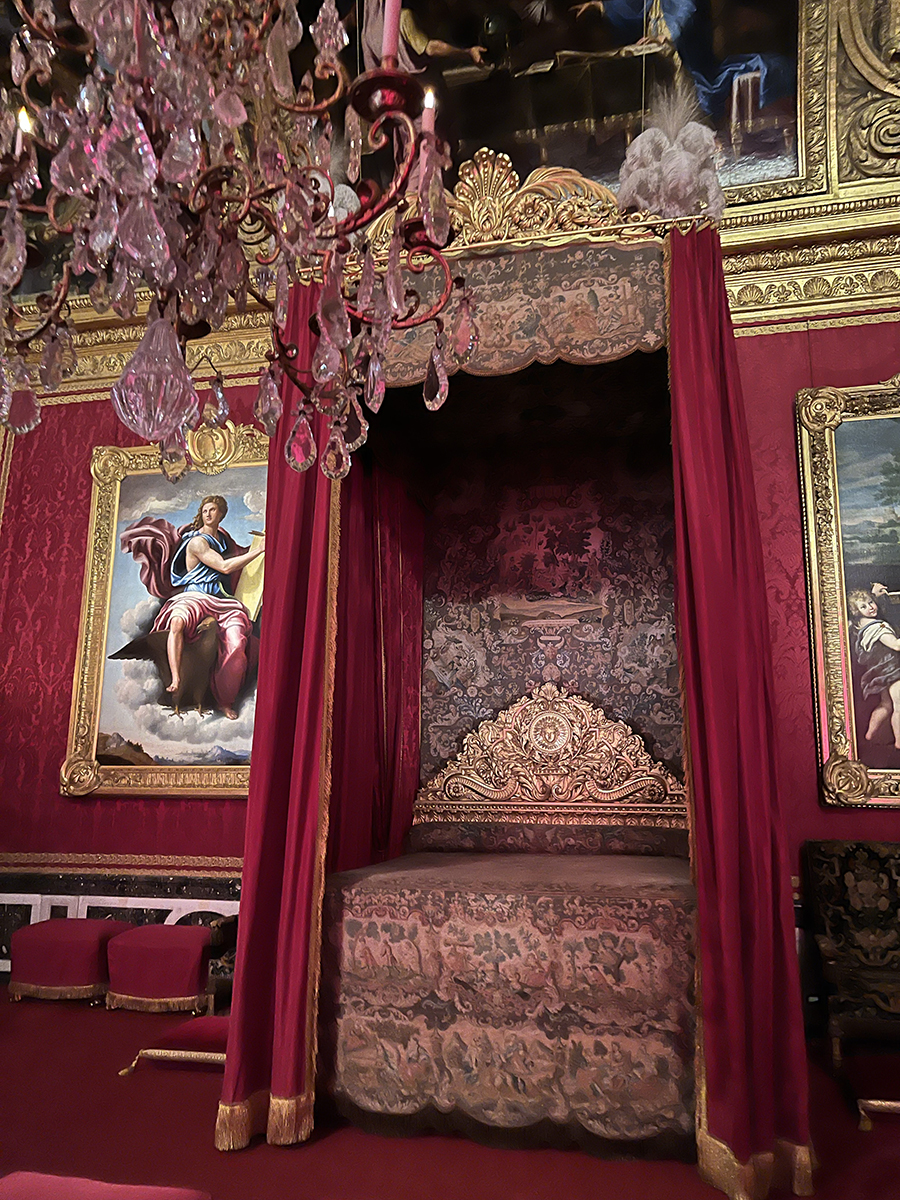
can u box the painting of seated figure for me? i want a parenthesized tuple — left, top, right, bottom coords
(356, 0, 798, 190)
(62, 428, 268, 797)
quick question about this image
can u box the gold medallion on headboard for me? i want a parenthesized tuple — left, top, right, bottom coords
(413, 683, 686, 829)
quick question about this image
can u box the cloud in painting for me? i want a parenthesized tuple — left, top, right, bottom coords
(120, 597, 161, 640)
(114, 660, 254, 761)
(242, 487, 266, 523)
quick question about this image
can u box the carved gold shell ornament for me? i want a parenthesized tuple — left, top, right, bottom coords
(366, 148, 650, 259)
(414, 682, 686, 828)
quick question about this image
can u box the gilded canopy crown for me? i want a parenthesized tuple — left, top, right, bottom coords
(413, 683, 686, 828)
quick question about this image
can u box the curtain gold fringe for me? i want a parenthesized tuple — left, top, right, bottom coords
(267, 1091, 314, 1145)
(215, 1089, 270, 1151)
(214, 1090, 314, 1150)
(698, 1129, 816, 1199)
(106, 991, 205, 1013)
(9, 981, 107, 1001)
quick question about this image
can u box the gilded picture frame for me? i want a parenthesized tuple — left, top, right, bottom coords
(798, 377, 900, 808)
(61, 422, 269, 799)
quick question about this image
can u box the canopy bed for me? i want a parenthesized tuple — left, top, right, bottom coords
(211, 157, 812, 1200)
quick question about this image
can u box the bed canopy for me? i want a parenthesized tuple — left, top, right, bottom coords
(212, 153, 812, 1200)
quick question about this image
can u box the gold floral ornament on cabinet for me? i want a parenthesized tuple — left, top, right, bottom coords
(414, 682, 687, 827)
(61, 425, 269, 799)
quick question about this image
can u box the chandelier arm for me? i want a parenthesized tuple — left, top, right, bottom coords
(273, 61, 347, 116)
(337, 111, 418, 236)
(11, 0, 95, 55)
(392, 247, 453, 329)
(5, 261, 73, 350)
(188, 160, 255, 224)
(245, 202, 288, 265)
(18, 66, 58, 151)
(246, 282, 275, 311)
(46, 189, 76, 234)
(272, 325, 314, 394)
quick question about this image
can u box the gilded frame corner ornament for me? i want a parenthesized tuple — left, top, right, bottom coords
(60, 423, 269, 799)
(798, 377, 900, 808)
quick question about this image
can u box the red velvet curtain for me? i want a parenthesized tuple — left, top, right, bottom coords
(328, 461, 425, 874)
(668, 227, 813, 1195)
(216, 283, 341, 1149)
(217, 285, 425, 1148)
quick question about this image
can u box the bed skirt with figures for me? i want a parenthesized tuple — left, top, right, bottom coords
(321, 852, 696, 1144)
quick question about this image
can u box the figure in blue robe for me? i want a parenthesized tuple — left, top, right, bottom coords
(599, 0, 795, 121)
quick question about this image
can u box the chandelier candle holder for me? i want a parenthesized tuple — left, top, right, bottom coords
(0, 0, 478, 479)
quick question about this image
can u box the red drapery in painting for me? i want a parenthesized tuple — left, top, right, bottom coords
(328, 460, 425, 874)
(668, 226, 813, 1198)
(216, 285, 424, 1148)
(216, 284, 340, 1148)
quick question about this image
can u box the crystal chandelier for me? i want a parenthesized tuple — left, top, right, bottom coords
(0, 0, 478, 478)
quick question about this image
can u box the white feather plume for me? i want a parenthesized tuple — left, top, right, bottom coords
(617, 83, 725, 223)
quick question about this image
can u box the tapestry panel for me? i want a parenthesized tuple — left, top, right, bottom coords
(323, 852, 695, 1140)
(384, 241, 666, 387)
(420, 471, 681, 782)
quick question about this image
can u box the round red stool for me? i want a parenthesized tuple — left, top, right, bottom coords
(9, 918, 133, 1002)
(106, 924, 212, 1013)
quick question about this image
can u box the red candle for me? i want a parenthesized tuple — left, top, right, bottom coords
(382, 0, 401, 62)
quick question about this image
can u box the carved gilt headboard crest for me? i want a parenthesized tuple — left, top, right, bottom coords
(413, 683, 686, 829)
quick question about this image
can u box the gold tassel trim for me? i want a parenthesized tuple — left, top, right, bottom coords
(106, 991, 205, 1013)
(267, 1091, 314, 1146)
(215, 1089, 270, 1151)
(698, 1129, 817, 1200)
(9, 981, 107, 1001)
(120, 1048, 227, 1076)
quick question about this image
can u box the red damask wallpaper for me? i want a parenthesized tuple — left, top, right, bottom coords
(0, 386, 258, 861)
(737, 316, 900, 868)
(4, 320, 900, 869)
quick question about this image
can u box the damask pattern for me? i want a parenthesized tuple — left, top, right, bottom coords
(0, 400, 248, 859)
(324, 852, 695, 1140)
(806, 841, 900, 968)
(420, 473, 681, 781)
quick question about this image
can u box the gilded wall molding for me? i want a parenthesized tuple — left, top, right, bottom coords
(0, 851, 243, 876)
(724, 234, 900, 324)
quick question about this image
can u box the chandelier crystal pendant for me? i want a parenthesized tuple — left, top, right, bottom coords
(0, 0, 477, 477)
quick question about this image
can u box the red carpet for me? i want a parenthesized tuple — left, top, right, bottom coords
(1, 987, 897, 1200)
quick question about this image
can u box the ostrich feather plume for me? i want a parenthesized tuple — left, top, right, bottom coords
(617, 81, 725, 223)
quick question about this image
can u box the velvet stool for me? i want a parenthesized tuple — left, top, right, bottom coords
(9, 918, 133, 1002)
(106, 924, 212, 1013)
(0, 1176, 210, 1200)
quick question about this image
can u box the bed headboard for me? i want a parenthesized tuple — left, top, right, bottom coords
(412, 683, 687, 847)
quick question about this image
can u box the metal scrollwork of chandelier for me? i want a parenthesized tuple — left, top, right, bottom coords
(0, 0, 478, 479)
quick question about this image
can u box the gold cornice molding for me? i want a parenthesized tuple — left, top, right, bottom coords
(724, 233, 900, 326)
(0, 851, 243, 876)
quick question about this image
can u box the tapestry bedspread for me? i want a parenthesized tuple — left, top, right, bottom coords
(322, 852, 695, 1140)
